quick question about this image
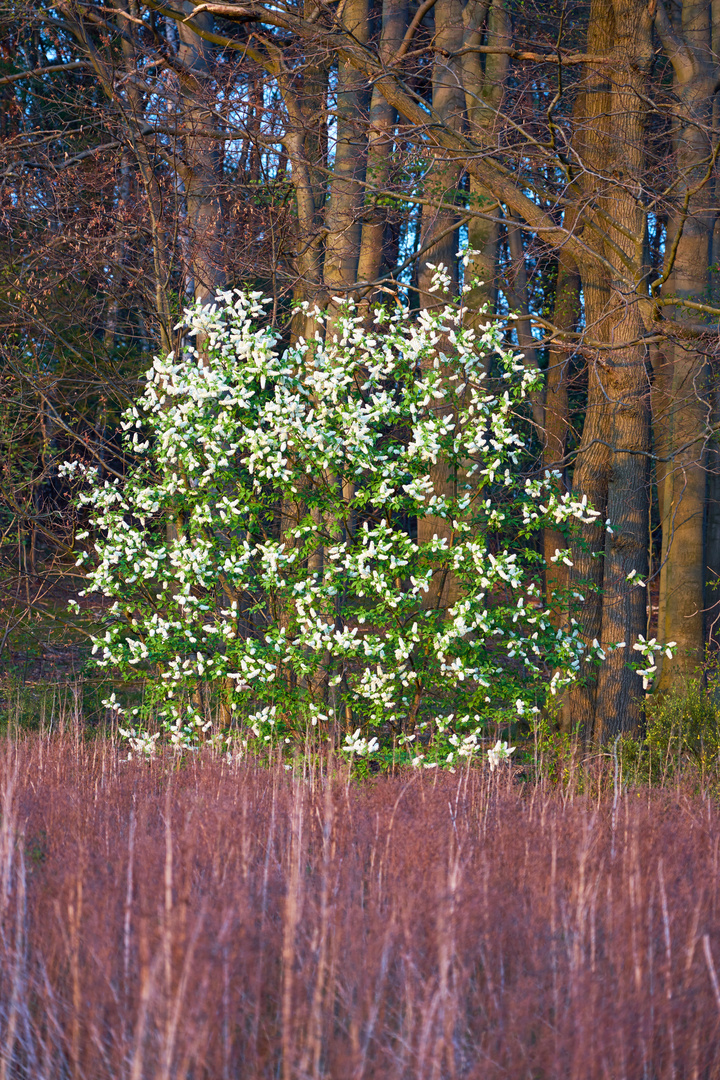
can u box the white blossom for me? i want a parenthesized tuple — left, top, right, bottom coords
(487, 740, 516, 770)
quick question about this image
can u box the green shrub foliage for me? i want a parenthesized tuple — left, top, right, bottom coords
(644, 667, 720, 773)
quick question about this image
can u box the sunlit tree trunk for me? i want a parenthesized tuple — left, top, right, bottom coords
(564, 0, 615, 738)
(705, 0, 720, 647)
(654, 0, 717, 686)
(565, 294, 613, 738)
(323, 0, 370, 296)
(706, 384, 720, 647)
(592, 0, 654, 742)
(416, 0, 465, 307)
(177, 5, 226, 305)
(357, 0, 408, 295)
(274, 60, 327, 338)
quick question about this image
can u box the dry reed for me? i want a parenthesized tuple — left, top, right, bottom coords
(0, 736, 718, 1078)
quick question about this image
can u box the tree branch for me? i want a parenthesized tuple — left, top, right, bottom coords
(0, 61, 91, 86)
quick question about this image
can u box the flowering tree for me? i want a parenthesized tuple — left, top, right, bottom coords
(65, 286, 616, 761)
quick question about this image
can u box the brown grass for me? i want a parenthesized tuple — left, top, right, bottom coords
(0, 737, 719, 1078)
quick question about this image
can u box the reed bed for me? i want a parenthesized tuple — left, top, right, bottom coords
(0, 736, 718, 1079)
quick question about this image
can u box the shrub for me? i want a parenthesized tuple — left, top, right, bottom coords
(64, 285, 612, 759)
(644, 664, 720, 774)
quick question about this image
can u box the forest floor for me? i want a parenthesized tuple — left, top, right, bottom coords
(0, 735, 717, 1079)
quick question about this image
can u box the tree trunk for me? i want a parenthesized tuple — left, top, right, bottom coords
(275, 59, 327, 337)
(564, 0, 615, 738)
(416, 0, 465, 307)
(108, 1, 175, 351)
(505, 210, 544, 431)
(654, 0, 717, 686)
(412, 0, 467, 613)
(543, 244, 581, 628)
(356, 0, 408, 295)
(706, 384, 720, 647)
(323, 0, 370, 296)
(178, 4, 226, 305)
(461, 0, 504, 317)
(592, 0, 654, 742)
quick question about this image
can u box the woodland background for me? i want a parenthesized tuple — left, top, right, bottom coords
(2, 0, 720, 742)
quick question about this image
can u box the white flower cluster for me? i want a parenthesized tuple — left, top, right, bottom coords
(632, 635, 677, 690)
(487, 740, 516, 770)
(66, 287, 624, 756)
(342, 729, 380, 757)
(119, 727, 161, 760)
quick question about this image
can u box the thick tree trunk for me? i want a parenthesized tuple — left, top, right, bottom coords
(592, 0, 654, 742)
(323, 0, 370, 295)
(562, 0, 654, 742)
(275, 57, 328, 337)
(706, 385, 720, 646)
(706, 0, 720, 649)
(565, 277, 612, 738)
(178, 5, 226, 305)
(356, 0, 408, 294)
(654, 0, 717, 686)
(416, 0, 465, 307)
(594, 309, 651, 742)
(564, 0, 615, 738)
(115, 1, 174, 351)
(656, 344, 708, 687)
